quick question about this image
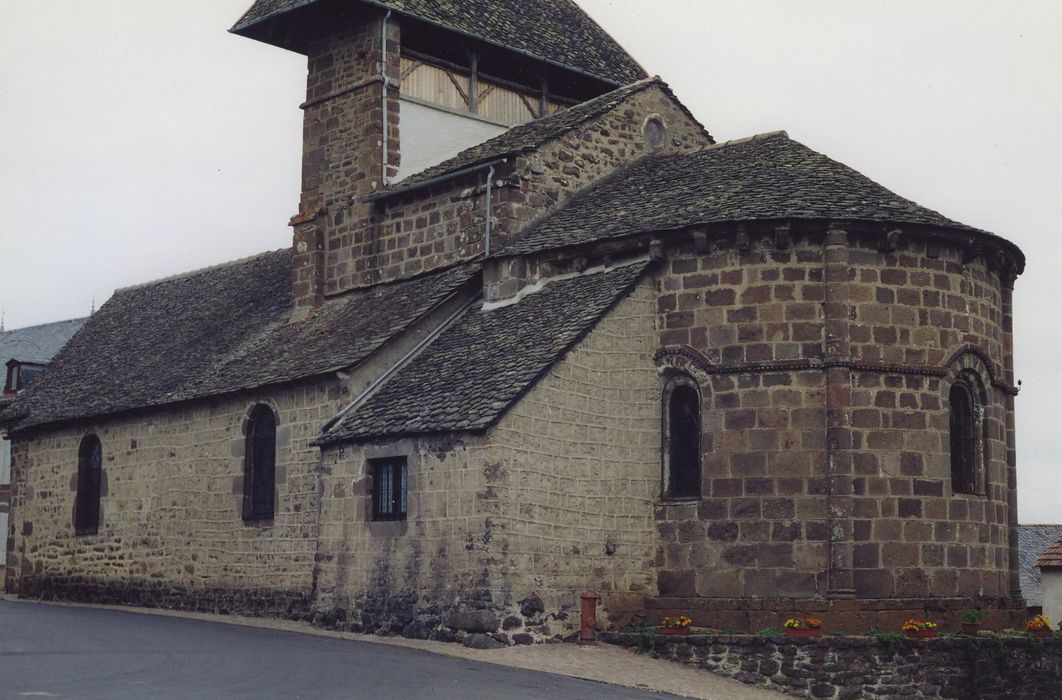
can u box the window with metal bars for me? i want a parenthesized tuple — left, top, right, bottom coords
(242, 404, 276, 521)
(371, 457, 408, 521)
(75, 435, 102, 535)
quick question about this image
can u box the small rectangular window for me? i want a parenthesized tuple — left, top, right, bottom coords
(371, 457, 408, 521)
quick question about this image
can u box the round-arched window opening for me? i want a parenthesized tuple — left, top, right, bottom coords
(644, 118, 666, 149)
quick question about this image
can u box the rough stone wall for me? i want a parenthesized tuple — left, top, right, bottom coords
(6, 380, 345, 615)
(655, 234, 831, 604)
(365, 84, 709, 289)
(842, 233, 1013, 602)
(312, 280, 660, 639)
(607, 632, 1062, 700)
(650, 225, 1019, 626)
(290, 7, 400, 309)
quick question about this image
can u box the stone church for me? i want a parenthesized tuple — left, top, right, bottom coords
(2, 0, 1027, 639)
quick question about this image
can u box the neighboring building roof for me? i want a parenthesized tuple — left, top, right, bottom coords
(1035, 531, 1062, 570)
(322, 259, 649, 443)
(1020, 525, 1062, 606)
(3, 250, 477, 433)
(382, 77, 708, 195)
(0, 317, 86, 365)
(232, 0, 646, 87)
(498, 131, 1024, 264)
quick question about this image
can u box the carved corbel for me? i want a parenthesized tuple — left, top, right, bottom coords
(774, 223, 792, 250)
(735, 224, 751, 252)
(690, 227, 710, 253)
(961, 242, 981, 265)
(878, 228, 903, 253)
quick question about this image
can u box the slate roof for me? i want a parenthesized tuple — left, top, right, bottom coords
(232, 0, 646, 87)
(322, 260, 649, 443)
(384, 78, 707, 193)
(498, 131, 1022, 262)
(3, 250, 477, 432)
(0, 317, 86, 365)
(1019, 525, 1062, 606)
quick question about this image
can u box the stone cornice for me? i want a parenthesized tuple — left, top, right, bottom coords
(653, 345, 1020, 395)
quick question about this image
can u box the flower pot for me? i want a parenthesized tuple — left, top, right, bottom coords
(784, 628, 822, 639)
(961, 622, 982, 636)
(1027, 628, 1053, 638)
(658, 626, 690, 636)
(904, 629, 938, 639)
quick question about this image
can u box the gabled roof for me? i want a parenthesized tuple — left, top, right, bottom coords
(0, 317, 86, 365)
(1035, 530, 1062, 570)
(498, 131, 1024, 265)
(321, 259, 649, 443)
(1019, 525, 1062, 605)
(382, 77, 707, 195)
(4, 250, 477, 433)
(232, 0, 646, 87)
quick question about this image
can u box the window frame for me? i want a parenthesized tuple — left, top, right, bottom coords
(661, 374, 703, 500)
(74, 435, 102, 536)
(370, 457, 408, 522)
(948, 370, 986, 496)
(242, 404, 277, 522)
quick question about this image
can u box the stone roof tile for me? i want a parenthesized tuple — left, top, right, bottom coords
(4, 250, 477, 432)
(322, 259, 649, 442)
(232, 0, 646, 87)
(498, 131, 1021, 261)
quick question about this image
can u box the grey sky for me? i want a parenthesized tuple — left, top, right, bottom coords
(1, 1, 1058, 521)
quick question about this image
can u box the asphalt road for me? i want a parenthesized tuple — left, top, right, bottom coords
(0, 600, 686, 699)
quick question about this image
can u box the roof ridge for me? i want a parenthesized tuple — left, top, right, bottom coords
(700, 130, 789, 152)
(0, 316, 87, 334)
(114, 247, 290, 295)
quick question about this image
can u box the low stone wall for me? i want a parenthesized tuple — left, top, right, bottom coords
(19, 575, 314, 620)
(604, 631, 1062, 700)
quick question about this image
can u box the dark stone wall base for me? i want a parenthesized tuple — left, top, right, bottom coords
(605, 632, 1062, 700)
(18, 575, 314, 621)
(646, 596, 1027, 634)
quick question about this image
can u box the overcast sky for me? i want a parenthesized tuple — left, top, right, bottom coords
(1, 1, 1058, 522)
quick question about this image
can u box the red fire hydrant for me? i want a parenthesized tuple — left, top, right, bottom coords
(580, 590, 599, 645)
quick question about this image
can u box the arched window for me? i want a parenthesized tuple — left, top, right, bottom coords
(663, 377, 701, 499)
(243, 404, 276, 521)
(949, 373, 982, 495)
(75, 435, 102, 535)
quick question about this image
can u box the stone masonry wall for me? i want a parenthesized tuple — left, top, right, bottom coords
(7, 380, 345, 616)
(367, 83, 709, 290)
(655, 233, 831, 605)
(607, 632, 1062, 700)
(312, 279, 661, 640)
(650, 224, 1019, 628)
(290, 7, 399, 310)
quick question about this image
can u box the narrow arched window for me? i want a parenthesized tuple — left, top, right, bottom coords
(75, 435, 102, 535)
(664, 378, 701, 499)
(243, 404, 276, 521)
(949, 379, 978, 494)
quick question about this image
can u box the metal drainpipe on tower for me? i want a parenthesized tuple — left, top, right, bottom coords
(485, 164, 495, 256)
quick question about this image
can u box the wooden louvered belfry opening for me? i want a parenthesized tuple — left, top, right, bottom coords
(399, 52, 569, 127)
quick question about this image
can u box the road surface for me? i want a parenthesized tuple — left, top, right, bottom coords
(0, 600, 688, 699)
